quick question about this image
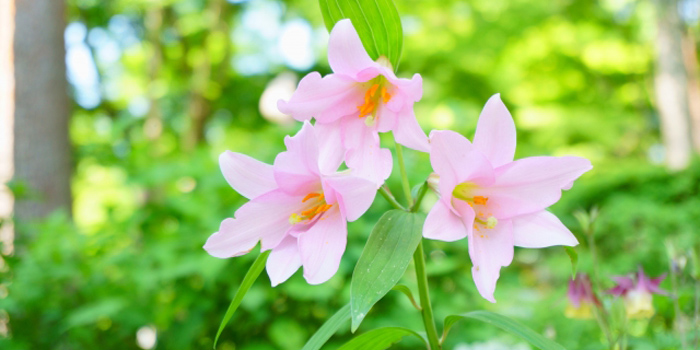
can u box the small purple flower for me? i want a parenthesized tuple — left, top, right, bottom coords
(565, 274, 599, 319)
(607, 268, 666, 319)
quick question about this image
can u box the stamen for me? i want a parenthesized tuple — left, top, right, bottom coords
(302, 192, 321, 202)
(473, 196, 488, 205)
(381, 86, 391, 103)
(368, 83, 379, 97)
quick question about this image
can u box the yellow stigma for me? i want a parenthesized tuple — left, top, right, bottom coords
(289, 192, 332, 224)
(486, 216, 498, 229)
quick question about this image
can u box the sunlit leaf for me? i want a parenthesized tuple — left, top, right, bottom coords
(213, 250, 270, 349)
(350, 210, 425, 331)
(337, 327, 425, 350)
(301, 304, 351, 350)
(442, 311, 566, 350)
(564, 246, 578, 279)
(318, 0, 403, 69)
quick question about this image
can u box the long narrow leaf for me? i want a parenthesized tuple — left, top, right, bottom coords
(442, 311, 566, 350)
(317, 0, 403, 69)
(301, 304, 351, 350)
(213, 250, 270, 348)
(337, 327, 425, 350)
(350, 210, 425, 331)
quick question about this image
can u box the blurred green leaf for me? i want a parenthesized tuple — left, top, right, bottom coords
(214, 250, 271, 349)
(300, 304, 350, 350)
(350, 210, 424, 331)
(318, 0, 403, 69)
(564, 246, 578, 279)
(391, 284, 420, 310)
(336, 327, 425, 350)
(442, 311, 566, 350)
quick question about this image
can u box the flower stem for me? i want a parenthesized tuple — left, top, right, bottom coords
(411, 181, 429, 213)
(394, 142, 413, 207)
(378, 186, 406, 211)
(414, 241, 441, 350)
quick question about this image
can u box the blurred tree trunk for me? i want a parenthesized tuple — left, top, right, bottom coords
(12, 0, 72, 220)
(683, 31, 700, 153)
(1, 0, 16, 256)
(652, 0, 692, 170)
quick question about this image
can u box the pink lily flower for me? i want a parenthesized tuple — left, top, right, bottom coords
(423, 94, 592, 302)
(204, 122, 377, 286)
(607, 268, 666, 319)
(277, 19, 428, 185)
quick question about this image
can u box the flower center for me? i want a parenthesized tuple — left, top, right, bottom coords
(289, 192, 333, 224)
(452, 182, 498, 232)
(356, 76, 392, 126)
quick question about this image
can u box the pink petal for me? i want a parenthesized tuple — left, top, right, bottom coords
(219, 151, 277, 200)
(323, 174, 377, 222)
(429, 130, 495, 204)
(468, 219, 514, 303)
(385, 72, 423, 104)
(203, 190, 301, 258)
(266, 235, 302, 286)
(328, 19, 377, 79)
(375, 102, 398, 133)
(511, 211, 578, 248)
(277, 72, 362, 123)
(473, 94, 517, 168)
(393, 108, 429, 152)
(342, 117, 392, 185)
(423, 199, 470, 241)
(298, 208, 348, 284)
(476, 156, 592, 219)
(315, 120, 345, 174)
(274, 122, 322, 195)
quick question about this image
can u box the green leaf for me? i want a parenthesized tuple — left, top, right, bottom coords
(350, 210, 425, 331)
(318, 0, 403, 69)
(301, 304, 351, 350)
(391, 284, 420, 310)
(442, 311, 566, 350)
(564, 246, 578, 279)
(213, 250, 270, 349)
(337, 327, 425, 350)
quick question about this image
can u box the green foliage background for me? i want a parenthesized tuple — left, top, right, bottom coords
(1, 0, 699, 349)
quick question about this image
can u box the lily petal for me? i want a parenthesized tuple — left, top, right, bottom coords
(219, 151, 276, 200)
(328, 19, 377, 79)
(203, 190, 300, 258)
(323, 174, 377, 222)
(429, 130, 495, 203)
(277, 72, 362, 123)
(299, 208, 347, 284)
(315, 120, 345, 174)
(274, 122, 321, 195)
(424, 199, 470, 241)
(512, 211, 578, 248)
(476, 156, 592, 219)
(468, 219, 514, 303)
(394, 108, 429, 153)
(342, 117, 392, 185)
(473, 94, 517, 168)
(267, 235, 302, 286)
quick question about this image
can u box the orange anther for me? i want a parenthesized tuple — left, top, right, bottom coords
(368, 83, 379, 97)
(302, 192, 321, 202)
(473, 196, 488, 205)
(381, 86, 391, 103)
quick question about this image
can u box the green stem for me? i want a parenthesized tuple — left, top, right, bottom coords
(411, 182, 429, 213)
(378, 186, 406, 211)
(394, 142, 413, 207)
(414, 241, 441, 350)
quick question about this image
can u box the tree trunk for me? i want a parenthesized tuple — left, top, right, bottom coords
(683, 31, 700, 153)
(1, 0, 16, 256)
(12, 0, 72, 221)
(652, 0, 693, 170)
